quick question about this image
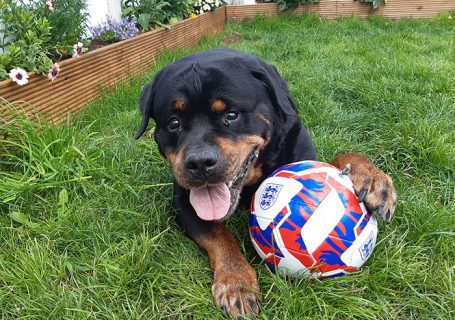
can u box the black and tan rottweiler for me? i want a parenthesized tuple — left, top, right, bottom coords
(135, 48, 397, 318)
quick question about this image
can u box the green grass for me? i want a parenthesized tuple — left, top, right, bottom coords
(1, 12, 455, 319)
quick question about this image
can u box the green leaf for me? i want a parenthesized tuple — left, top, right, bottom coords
(138, 13, 151, 31)
(9, 211, 39, 228)
(58, 188, 68, 215)
(157, 2, 171, 10)
(122, 7, 135, 15)
(169, 17, 179, 25)
(279, 3, 288, 11)
(65, 261, 74, 277)
(0, 67, 8, 80)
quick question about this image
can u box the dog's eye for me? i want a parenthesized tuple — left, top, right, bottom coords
(168, 117, 181, 131)
(225, 111, 239, 121)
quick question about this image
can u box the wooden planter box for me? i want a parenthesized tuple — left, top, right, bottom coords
(0, 8, 226, 124)
(1, 1, 454, 123)
(227, 0, 455, 21)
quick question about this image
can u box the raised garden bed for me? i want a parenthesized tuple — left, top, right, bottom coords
(1, 0, 454, 124)
(227, 0, 455, 21)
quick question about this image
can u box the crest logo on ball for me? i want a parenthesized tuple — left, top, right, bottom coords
(359, 231, 376, 261)
(260, 183, 283, 210)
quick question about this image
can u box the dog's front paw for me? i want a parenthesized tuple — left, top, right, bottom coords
(332, 153, 397, 223)
(212, 264, 260, 319)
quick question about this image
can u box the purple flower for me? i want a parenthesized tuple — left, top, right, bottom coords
(89, 16, 139, 43)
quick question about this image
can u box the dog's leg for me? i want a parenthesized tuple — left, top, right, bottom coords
(330, 153, 397, 222)
(174, 186, 260, 319)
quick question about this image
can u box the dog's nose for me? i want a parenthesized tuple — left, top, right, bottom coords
(184, 149, 218, 175)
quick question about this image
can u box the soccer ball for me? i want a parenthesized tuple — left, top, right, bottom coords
(249, 160, 378, 279)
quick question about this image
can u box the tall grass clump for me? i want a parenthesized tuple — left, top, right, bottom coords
(0, 99, 102, 205)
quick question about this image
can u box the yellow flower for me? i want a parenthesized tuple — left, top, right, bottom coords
(190, 13, 197, 19)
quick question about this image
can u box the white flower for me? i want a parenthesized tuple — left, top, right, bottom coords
(200, 9, 204, 14)
(203, 4, 211, 11)
(46, 0, 54, 12)
(72, 42, 83, 57)
(48, 63, 60, 82)
(8, 68, 29, 86)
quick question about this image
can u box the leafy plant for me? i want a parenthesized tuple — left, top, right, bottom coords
(29, 0, 89, 57)
(0, 0, 89, 82)
(0, 56, 10, 80)
(168, 0, 195, 20)
(0, 2, 53, 79)
(2, 0, 88, 58)
(123, 0, 170, 31)
(122, 0, 196, 31)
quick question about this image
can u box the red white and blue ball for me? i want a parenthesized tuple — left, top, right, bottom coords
(249, 160, 378, 279)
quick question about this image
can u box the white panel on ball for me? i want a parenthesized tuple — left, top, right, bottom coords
(342, 216, 378, 267)
(300, 189, 345, 254)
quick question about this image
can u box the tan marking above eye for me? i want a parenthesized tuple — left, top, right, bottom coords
(173, 99, 185, 111)
(211, 99, 226, 112)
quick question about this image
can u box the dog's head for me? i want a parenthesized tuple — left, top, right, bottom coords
(136, 49, 297, 221)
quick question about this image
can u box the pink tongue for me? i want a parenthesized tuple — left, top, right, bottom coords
(190, 183, 231, 220)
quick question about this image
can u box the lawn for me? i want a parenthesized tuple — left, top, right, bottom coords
(1, 13, 454, 319)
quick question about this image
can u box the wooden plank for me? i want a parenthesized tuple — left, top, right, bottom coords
(377, 0, 455, 19)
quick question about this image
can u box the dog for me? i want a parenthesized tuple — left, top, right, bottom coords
(135, 48, 397, 318)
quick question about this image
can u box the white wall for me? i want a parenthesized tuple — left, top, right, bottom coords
(0, 20, 4, 54)
(86, 0, 122, 31)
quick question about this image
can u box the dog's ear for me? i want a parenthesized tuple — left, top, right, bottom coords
(135, 82, 155, 139)
(250, 63, 297, 117)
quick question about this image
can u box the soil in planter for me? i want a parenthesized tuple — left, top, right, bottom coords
(89, 40, 115, 51)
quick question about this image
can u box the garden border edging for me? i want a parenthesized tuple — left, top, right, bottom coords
(226, 1, 455, 21)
